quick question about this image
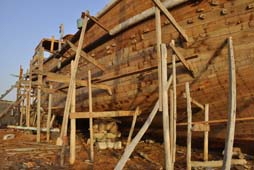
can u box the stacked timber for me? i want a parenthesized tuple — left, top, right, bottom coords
(92, 120, 122, 150)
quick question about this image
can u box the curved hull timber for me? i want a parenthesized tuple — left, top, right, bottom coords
(39, 0, 254, 144)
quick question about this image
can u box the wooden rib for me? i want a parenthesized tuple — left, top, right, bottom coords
(67, 41, 106, 72)
(151, 0, 189, 42)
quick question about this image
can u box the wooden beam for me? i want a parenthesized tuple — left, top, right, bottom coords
(126, 107, 140, 145)
(177, 116, 254, 126)
(161, 44, 172, 170)
(67, 41, 106, 72)
(70, 110, 141, 119)
(186, 82, 192, 170)
(46, 84, 53, 142)
(192, 159, 247, 168)
(7, 125, 60, 132)
(172, 53, 177, 164)
(151, 0, 189, 42)
(36, 48, 43, 143)
(222, 37, 237, 169)
(50, 36, 55, 53)
(70, 61, 76, 164)
(88, 70, 94, 162)
(170, 42, 195, 76)
(155, 7, 163, 111)
(45, 72, 112, 95)
(57, 13, 89, 146)
(114, 74, 173, 170)
(204, 104, 209, 161)
(86, 13, 109, 33)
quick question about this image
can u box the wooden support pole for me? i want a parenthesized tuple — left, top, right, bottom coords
(85, 13, 109, 33)
(169, 89, 174, 164)
(88, 70, 94, 162)
(70, 61, 76, 164)
(36, 48, 43, 143)
(19, 99, 24, 126)
(57, 13, 88, 146)
(151, 0, 189, 42)
(127, 107, 139, 145)
(186, 82, 192, 170)
(222, 37, 237, 170)
(114, 75, 173, 170)
(155, 7, 163, 111)
(50, 36, 55, 53)
(161, 44, 172, 170)
(26, 60, 32, 127)
(17, 66, 23, 121)
(46, 84, 53, 142)
(204, 104, 209, 161)
(172, 53, 177, 164)
(67, 41, 106, 72)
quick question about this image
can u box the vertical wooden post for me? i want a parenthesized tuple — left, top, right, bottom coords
(36, 47, 43, 143)
(19, 99, 24, 126)
(186, 82, 192, 170)
(70, 61, 76, 164)
(222, 37, 237, 170)
(26, 61, 32, 127)
(155, 7, 162, 111)
(88, 70, 94, 162)
(204, 104, 209, 161)
(17, 65, 23, 123)
(172, 52, 177, 164)
(161, 44, 172, 170)
(169, 89, 174, 164)
(46, 84, 53, 142)
(57, 13, 89, 145)
(50, 36, 55, 53)
(127, 107, 139, 145)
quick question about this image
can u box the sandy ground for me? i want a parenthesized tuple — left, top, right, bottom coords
(0, 128, 252, 170)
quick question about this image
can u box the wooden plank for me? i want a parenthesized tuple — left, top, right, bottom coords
(127, 107, 140, 145)
(57, 14, 89, 146)
(204, 104, 209, 161)
(88, 70, 94, 162)
(161, 43, 172, 170)
(70, 110, 141, 119)
(186, 82, 192, 170)
(50, 36, 55, 53)
(114, 73, 173, 170)
(67, 41, 106, 72)
(46, 72, 112, 95)
(192, 124, 210, 132)
(151, 0, 189, 42)
(46, 84, 53, 142)
(70, 61, 76, 164)
(7, 125, 60, 132)
(192, 159, 247, 168)
(222, 37, 237, 169)
(155, 7, 163, 112)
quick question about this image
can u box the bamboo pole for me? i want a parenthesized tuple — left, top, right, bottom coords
(222, 37, 237, 170)
(88, 70, 94, 162)
(57, 13, 89, 146)
(204, 104, 209, 161)
(46, 84, 53, 142)
(26, 60, 32, 127)
(127, 107, 139, 145)
(186, 82, 192, 170)
(155, 7, 163, 112)
(70, 61, 76, 164)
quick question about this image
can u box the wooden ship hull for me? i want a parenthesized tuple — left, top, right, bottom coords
(27, 0, 254, 150)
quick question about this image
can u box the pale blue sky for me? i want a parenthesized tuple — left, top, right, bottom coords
(0, 0, 109, 101)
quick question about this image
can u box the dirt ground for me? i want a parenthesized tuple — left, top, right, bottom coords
(0, 128, 253, 170)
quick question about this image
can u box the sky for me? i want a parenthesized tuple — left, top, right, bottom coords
(0, 0, 110, 101)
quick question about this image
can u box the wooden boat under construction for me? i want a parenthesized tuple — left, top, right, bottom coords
(4, 0, 254, 166)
